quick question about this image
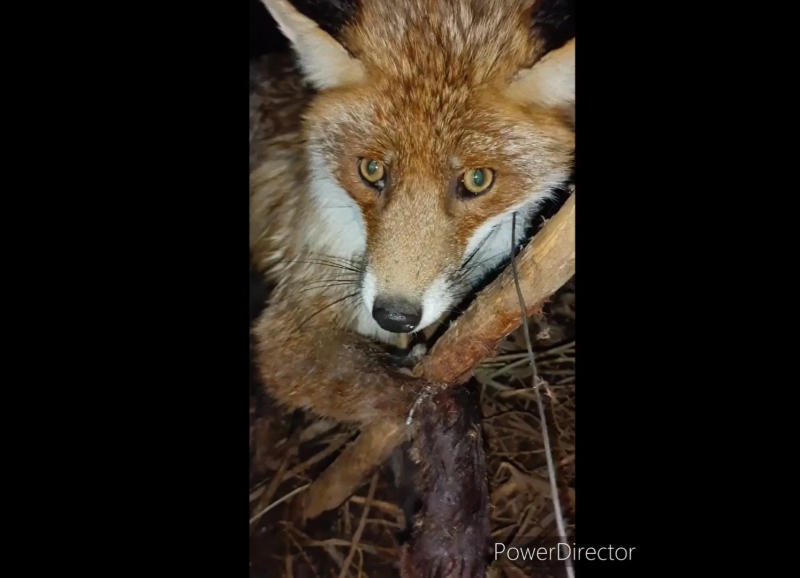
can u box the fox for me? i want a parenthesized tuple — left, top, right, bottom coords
(250, 0, 575, 429)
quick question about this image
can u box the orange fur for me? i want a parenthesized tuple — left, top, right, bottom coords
(251, 0, 574, 426)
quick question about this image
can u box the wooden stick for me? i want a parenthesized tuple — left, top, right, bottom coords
(303, 420, 404, 521)
(338, 472, 379, 578)
(418, 192, 576, 384)
(302, 192, 576, 520)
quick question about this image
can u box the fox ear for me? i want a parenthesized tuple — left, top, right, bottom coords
(508, 38, 574, 118)
(260, 0, 364, 90)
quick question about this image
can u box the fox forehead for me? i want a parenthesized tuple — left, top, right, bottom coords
(343, 0, 539, 83)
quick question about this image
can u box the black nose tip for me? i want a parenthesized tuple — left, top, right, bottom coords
(372, 297, 422, 333)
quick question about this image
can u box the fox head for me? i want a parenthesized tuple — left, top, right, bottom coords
(262, 0, 574, 336)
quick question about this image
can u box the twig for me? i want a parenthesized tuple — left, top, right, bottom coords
(251, 428, 301, 534)
(285, 528, 321, 578)
(250, 483, 311, 525)
(347, 495, 404, 518)
(509, 211, 574, 578)
(285, 552, 294, 578)
(343, 499, 352, 536)
(283, 433, 351, 483)
(338, 473, 378, 578)
(304, 539, 397, 557)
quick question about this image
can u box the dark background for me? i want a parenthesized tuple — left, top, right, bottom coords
(4, 0, 793, 571)
(250, 0, 288, 58)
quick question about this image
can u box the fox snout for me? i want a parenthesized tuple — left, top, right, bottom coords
(364, 278, 450, 335)
(358, 182, 467, 335)
(361, 241, 457, 335)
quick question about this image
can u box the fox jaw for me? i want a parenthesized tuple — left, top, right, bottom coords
(262, 0, 575, 340)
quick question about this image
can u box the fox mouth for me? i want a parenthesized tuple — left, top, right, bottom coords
(361, 268, 458, 335)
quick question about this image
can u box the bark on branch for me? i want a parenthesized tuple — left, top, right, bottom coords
(302, 192, 576, 521)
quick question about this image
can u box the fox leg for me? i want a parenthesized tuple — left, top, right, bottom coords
(252, 288, 424, 428)
(252, 288, 429, 520)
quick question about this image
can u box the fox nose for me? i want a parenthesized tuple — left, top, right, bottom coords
(372, 297, 422, 333)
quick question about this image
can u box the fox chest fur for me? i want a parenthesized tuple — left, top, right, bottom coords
(250, 0, 574, 351)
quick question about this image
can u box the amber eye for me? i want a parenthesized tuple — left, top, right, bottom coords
(358, 158, 386, 186)
(461, 168, 495, 196)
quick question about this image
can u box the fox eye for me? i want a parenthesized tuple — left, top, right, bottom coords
(358, 158, 386, 189)
(459, 168, 495, 196)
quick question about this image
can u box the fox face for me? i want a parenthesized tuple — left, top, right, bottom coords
(261, 0, 574, 337)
